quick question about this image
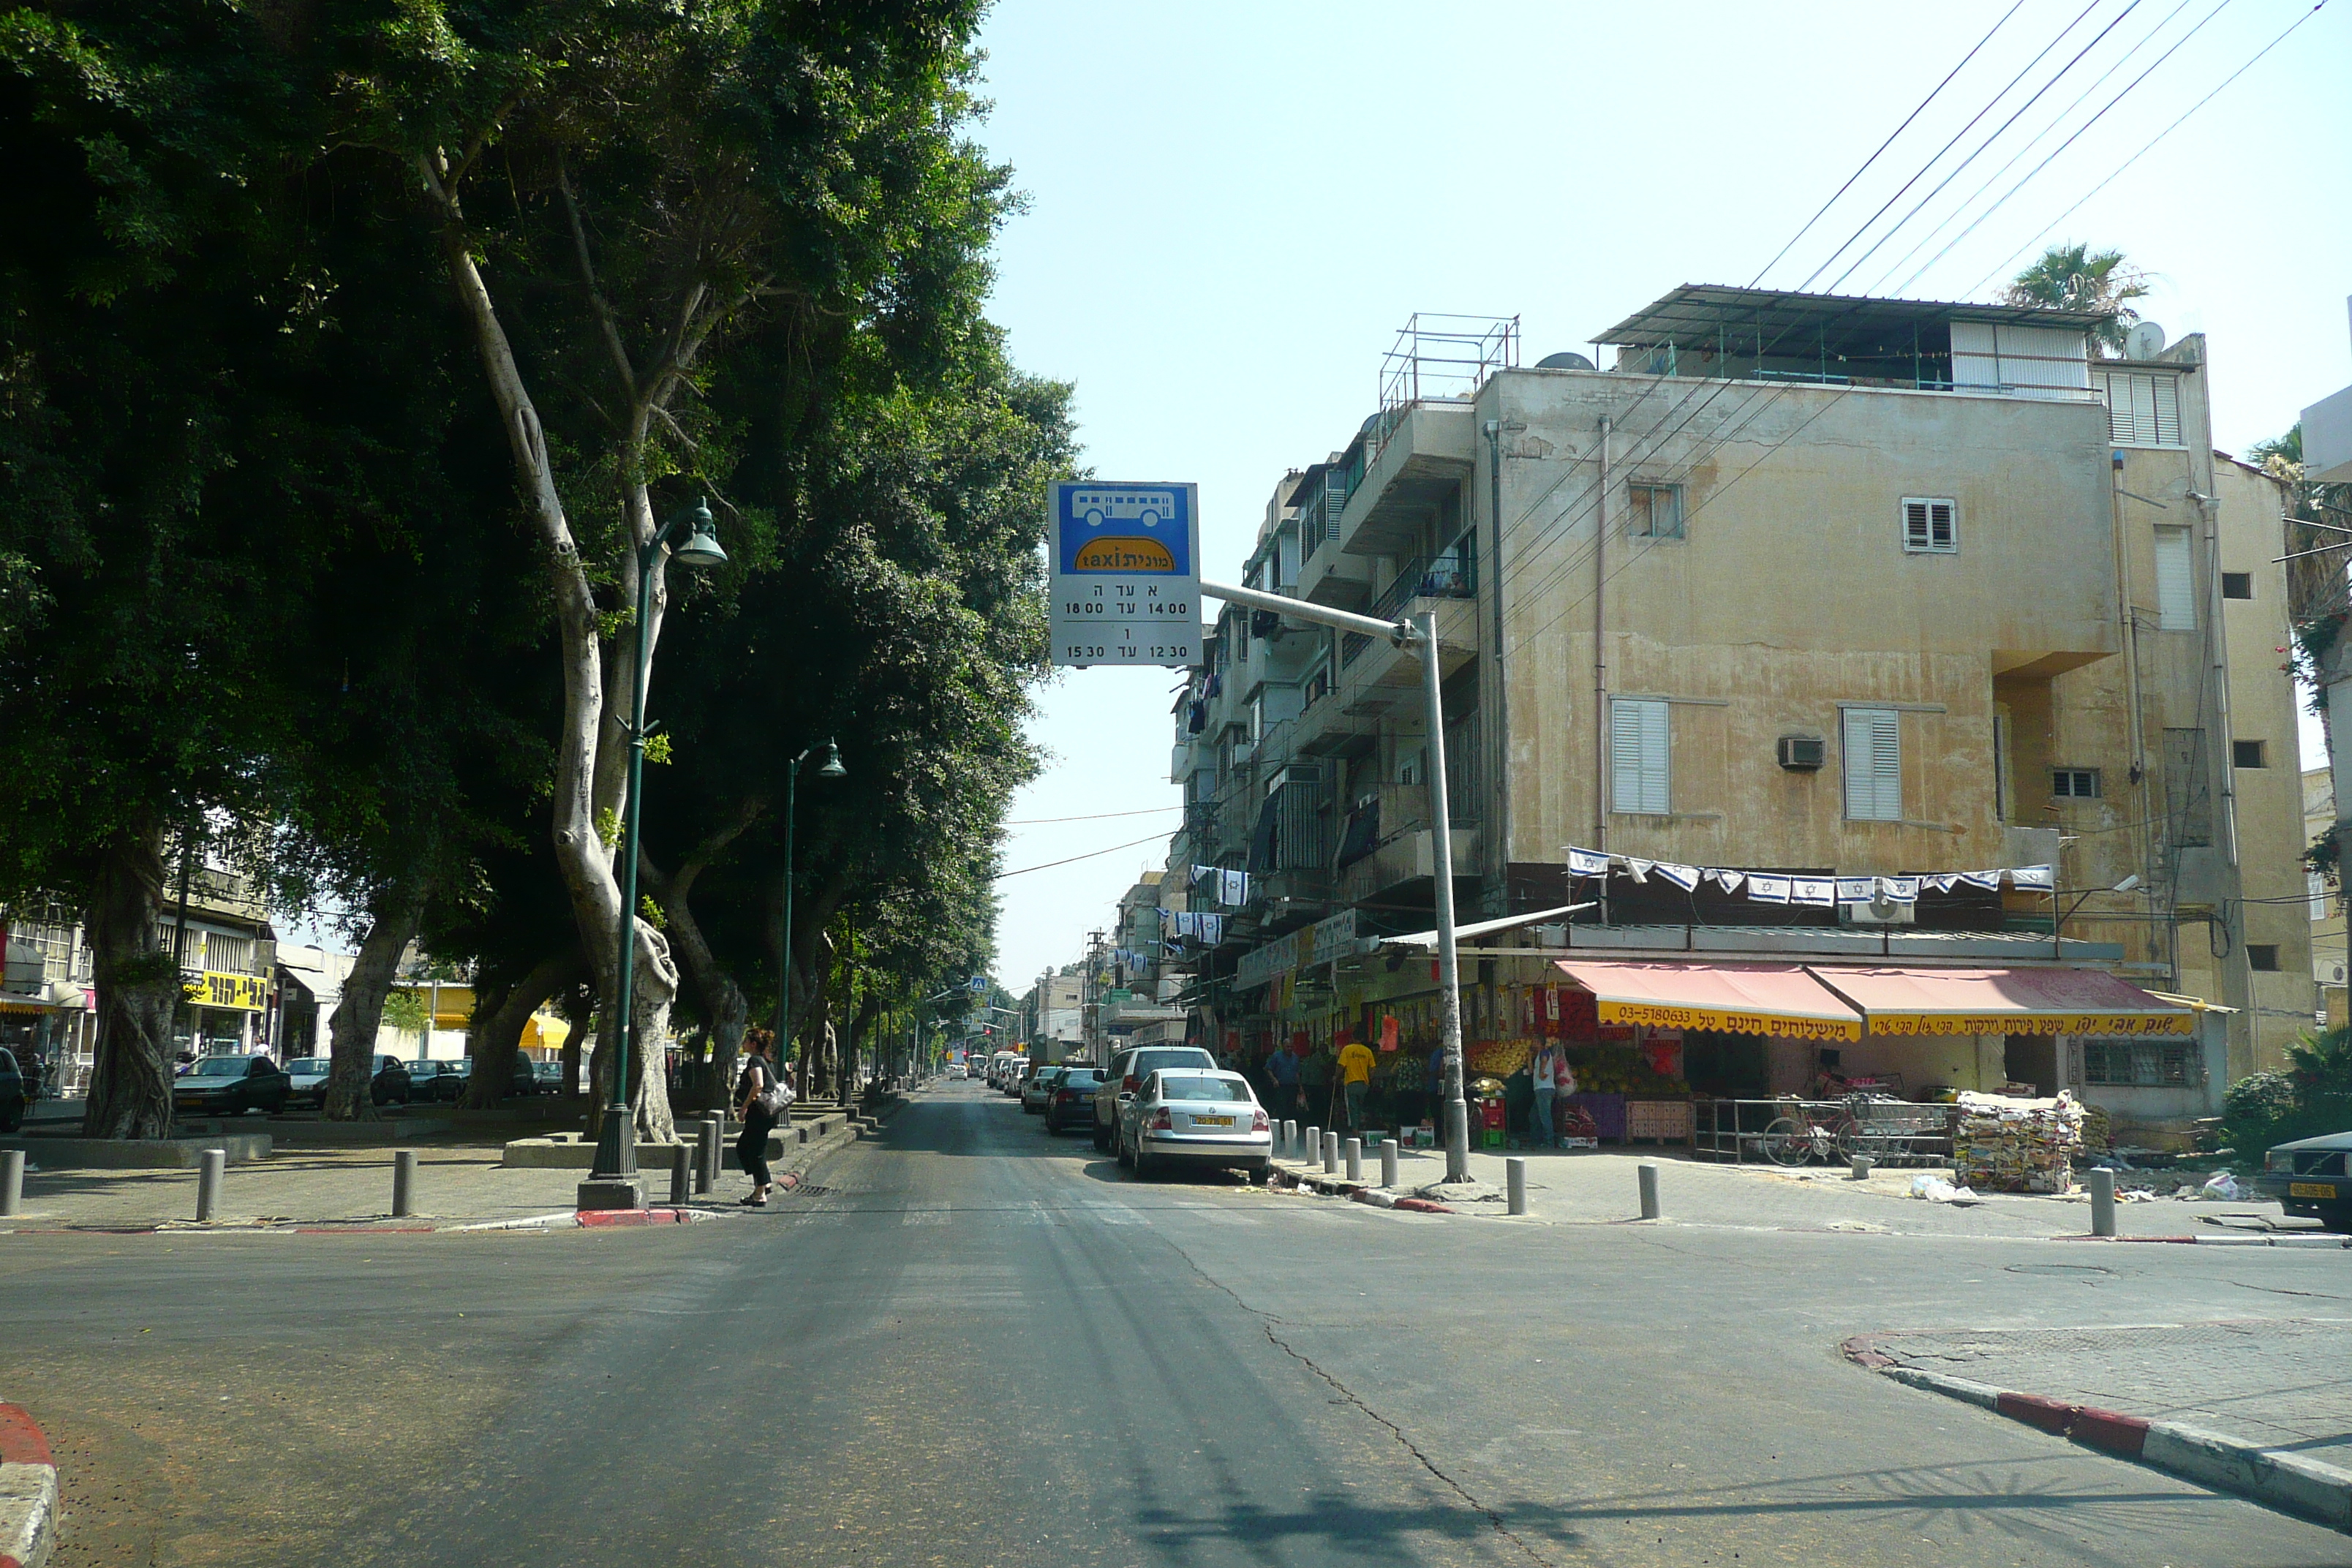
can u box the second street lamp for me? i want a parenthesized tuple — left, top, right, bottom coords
(581, 498, 727, 1210)
(775, 738, 846, 1090)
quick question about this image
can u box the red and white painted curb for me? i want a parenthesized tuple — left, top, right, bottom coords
(1845, 1339, 2352, 1532)
(0, 1401, 57, 1568)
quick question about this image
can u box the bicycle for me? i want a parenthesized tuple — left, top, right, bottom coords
(1760, 1096, 1869, 1167)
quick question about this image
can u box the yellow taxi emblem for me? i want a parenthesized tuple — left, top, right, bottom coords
(1072, 536, 1175, 572)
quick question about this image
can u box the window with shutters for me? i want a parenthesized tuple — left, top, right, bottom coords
(2051, 768, 2100, 799)
(2092, 369, 2185, 448)
(1627, 483, 1684, 539)
(2152, 526, 2195, 630)
(1901, 497, 1956, 554)
(1610, 698, 1670, 815)
(1842, 707, 1902, 821)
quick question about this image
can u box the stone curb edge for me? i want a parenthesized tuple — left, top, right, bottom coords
(0, 1401, 58, 1568)
(1842, 1335, 2352, 1532)
(1267, 1160, 1460, 1215)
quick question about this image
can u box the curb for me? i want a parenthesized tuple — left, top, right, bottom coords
(0, 1401, 57, 1568)
(1844, 1338, 2352, 1531)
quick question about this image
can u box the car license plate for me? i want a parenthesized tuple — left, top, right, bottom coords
(2289, 1182, 2338, 1199)
(1193, 1115, 1234, 1128)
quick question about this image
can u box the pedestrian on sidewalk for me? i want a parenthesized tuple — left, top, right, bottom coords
(1264, 1038, 1300, 1126)
(1531, 1042, 1561, 1148)
(1338, 1033, 1376, 1132)
(734, 1037, 794, 1207)
(1298, 1036, 1332, 1125)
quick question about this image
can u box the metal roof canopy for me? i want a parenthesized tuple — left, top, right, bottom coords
(1593, 284, 2114, 353)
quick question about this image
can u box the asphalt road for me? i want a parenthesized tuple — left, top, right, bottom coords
(2, 1082, 2348, 1567)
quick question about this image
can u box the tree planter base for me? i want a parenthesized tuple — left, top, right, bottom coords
(575, 1177, 645, 1211)
(0, 1133, 271, 1168)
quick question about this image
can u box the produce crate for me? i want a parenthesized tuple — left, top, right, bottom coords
(1624, 1097, 1692, 1145)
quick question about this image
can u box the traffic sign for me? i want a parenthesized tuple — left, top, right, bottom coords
(968, 975, 987, 995)
(1048, 480, 1200, 667)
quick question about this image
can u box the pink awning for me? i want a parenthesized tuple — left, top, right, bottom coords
(1551, 960, 1863, 1042)
(1806, 966, 2195, 1037)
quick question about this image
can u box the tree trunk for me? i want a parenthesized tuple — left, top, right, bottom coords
(464, 950, 581, 1109)
(324, 881, 427, 1120)
(80, 823, 177, 1139)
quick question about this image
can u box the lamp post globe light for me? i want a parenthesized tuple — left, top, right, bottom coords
(775, 737, 845, 1095)
(581, 498, 728, 1210)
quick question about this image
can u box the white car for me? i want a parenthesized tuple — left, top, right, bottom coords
(1117, 1068, 1271, 1180)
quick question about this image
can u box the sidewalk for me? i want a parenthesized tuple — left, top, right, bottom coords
(1280, 1139, 2293, 1240)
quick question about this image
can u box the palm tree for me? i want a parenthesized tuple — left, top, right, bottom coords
(2000, 243, 2149, 356)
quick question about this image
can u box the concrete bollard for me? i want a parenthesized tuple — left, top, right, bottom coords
(1304, 1126, 1319, 1169)
(0, 1148, 21, 1217)
(1380, 1137, 1399, 1189)
(1637, 1161, 1661, 1221)
(669, 1142, 691, 1205)
(2087, 1166, 2117, 1237)
(1850, 1155, 1874, 1180)
(1322, 1131, 1340, 1175)
(697, 1120, 719, 1194)
(391, 1150, 418, 1218)
(1344, 1137, 1362, 1182)
(1507, 1156, 1527, 1215)
(1281, 1120, 1297, 1159)
(195, 1147, 225, 1222)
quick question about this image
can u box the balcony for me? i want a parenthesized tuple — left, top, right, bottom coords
(1335, 402, 1477, 559)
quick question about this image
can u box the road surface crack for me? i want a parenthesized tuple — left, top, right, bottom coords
(1161, 1233, 1564, 1567)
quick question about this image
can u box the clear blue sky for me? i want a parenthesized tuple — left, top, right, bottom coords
(976, 0, 2352, 992)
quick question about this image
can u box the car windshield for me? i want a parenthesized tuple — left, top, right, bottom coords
(187, 1057, 251, 1079)
(290, 1060, 329, 1076)
(1060, 1071, 1101, 1089)
(1158, 1077, 1251, 1103)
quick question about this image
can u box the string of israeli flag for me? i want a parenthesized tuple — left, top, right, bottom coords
(1561, 846, 2054, 908)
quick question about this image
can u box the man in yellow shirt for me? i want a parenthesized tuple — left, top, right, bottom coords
(1337, 1036, 1377, 1131)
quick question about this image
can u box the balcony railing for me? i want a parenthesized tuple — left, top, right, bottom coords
(1341, 535, 1479, 666)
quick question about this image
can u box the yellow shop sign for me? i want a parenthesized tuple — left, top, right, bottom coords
(192, 971, 269, 1011)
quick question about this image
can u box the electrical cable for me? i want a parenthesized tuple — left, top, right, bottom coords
(1959, 0, 2331, 296)
(993, 829, 1176, 880)
(1002, 805, 1182, 826)
(1745, 0, 2029, 288)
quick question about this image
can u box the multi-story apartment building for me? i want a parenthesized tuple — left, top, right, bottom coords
(2305, 766, 2345, 1028)
(1169, 285, 2307, 1142)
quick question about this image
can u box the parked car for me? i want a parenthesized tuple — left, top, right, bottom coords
(0, 1047, 24, 1134)
(1092, 1044, 1218, 1152)
(532, 1060, 566, 1091)
(1022, 1065, 1068, 1115)
(407, 1060, 462, 1104)
(372, 1054, 413, 1107)
(2257, 1130, 2352, 1233)
(1043, 1067, 1103, 1135)
(285, 1056, 334, 1110)
(1115, 1068, 1270, 1180)
(172, 1053, 293, 1117)
(1001, 1060, 1030, 1097)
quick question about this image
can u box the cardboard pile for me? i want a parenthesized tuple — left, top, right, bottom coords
(1952, 1090, 2083, 1194)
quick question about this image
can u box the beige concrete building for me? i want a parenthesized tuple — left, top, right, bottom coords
(2304, 765, 2345, 1027)
(1172, 287, 2309, 1141)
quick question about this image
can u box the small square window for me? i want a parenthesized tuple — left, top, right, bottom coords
(2051, 768, 2100, 799)
(1627, 483, 1684, 540)
(2248, 944, 2281, 972)
(2232, 739, 2267, 769)
(1901, 497, 1957, 554)
(2220, 572, 2253, 600)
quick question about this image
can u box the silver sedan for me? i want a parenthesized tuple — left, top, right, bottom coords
(1117, 1068, 1271, 1180)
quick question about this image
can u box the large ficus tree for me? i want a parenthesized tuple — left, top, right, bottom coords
(339, 0, 1007, 1137)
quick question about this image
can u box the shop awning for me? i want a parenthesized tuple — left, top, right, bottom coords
(1551, 960, 1864, 1042)
(1806, 966, 2195, 1036)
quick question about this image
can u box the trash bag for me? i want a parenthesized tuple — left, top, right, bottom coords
(2199, 1172, 2244, 1201)
(1909, 1173, 1975, 1202)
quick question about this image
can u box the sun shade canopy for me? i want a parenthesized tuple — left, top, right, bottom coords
(1806, 967, 2195, 1037)
(1551, 960, 1863, 1042)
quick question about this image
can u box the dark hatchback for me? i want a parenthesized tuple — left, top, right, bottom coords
(1043, 1068, 1103, 1134)
(0, 1047, 23, 1133)
(2257, 1131, 2352, 1232)
(172, 1054, 293, 1116)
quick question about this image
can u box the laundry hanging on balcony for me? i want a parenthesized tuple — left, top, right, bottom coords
(1563, 846, 2053, 909)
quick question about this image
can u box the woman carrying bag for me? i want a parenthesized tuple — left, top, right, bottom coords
(734, 1035, 794, 1207)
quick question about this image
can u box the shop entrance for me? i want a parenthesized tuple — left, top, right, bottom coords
(2004, 1033, 2057, 1096)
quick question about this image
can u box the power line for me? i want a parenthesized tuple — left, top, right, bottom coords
(1746, 0, 2029, 289)
(1002, 805, 1181, 826)
(994, 829, 1175, 881)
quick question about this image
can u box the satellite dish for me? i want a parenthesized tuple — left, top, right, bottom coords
(1537, 351, 1597, 372)
(2125, 320, 2166, 359)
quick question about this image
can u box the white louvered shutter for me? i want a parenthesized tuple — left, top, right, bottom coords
(1904, 498, 1956, 553)
(1842, 707, 1901, 821)
(2153, 526, 2195, 630)
(1610, 698, 1669, 815)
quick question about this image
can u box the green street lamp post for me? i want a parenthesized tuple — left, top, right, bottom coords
(582, 498, 728, 1207)
(774, 738, 845, 1088)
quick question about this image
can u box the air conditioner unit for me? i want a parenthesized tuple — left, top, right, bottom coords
(1841, 898, 1915, 927)
(1778, 735, 1826, 771)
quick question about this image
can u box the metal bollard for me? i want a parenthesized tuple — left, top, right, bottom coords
(391, 1150, 418, 1218)
(1850, 1155, 1874, 1180)
(697, 1120, 718, 1194)
(0, 1148, 22, 1217)
(1344, 1137, 1362, 1182)
(1381, 1137, 1399, 1189)
(1637, 1161, 1661, 1221)
(1323, 1131, 1340, 1175)
(2087, 1166, 2117, 1237)
(1281, 1120, 1297, 1159)
(669, 1142, 691, 1205)
(195, 1147, 225, 1222)
(1507, 1156, 1527, 1215)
